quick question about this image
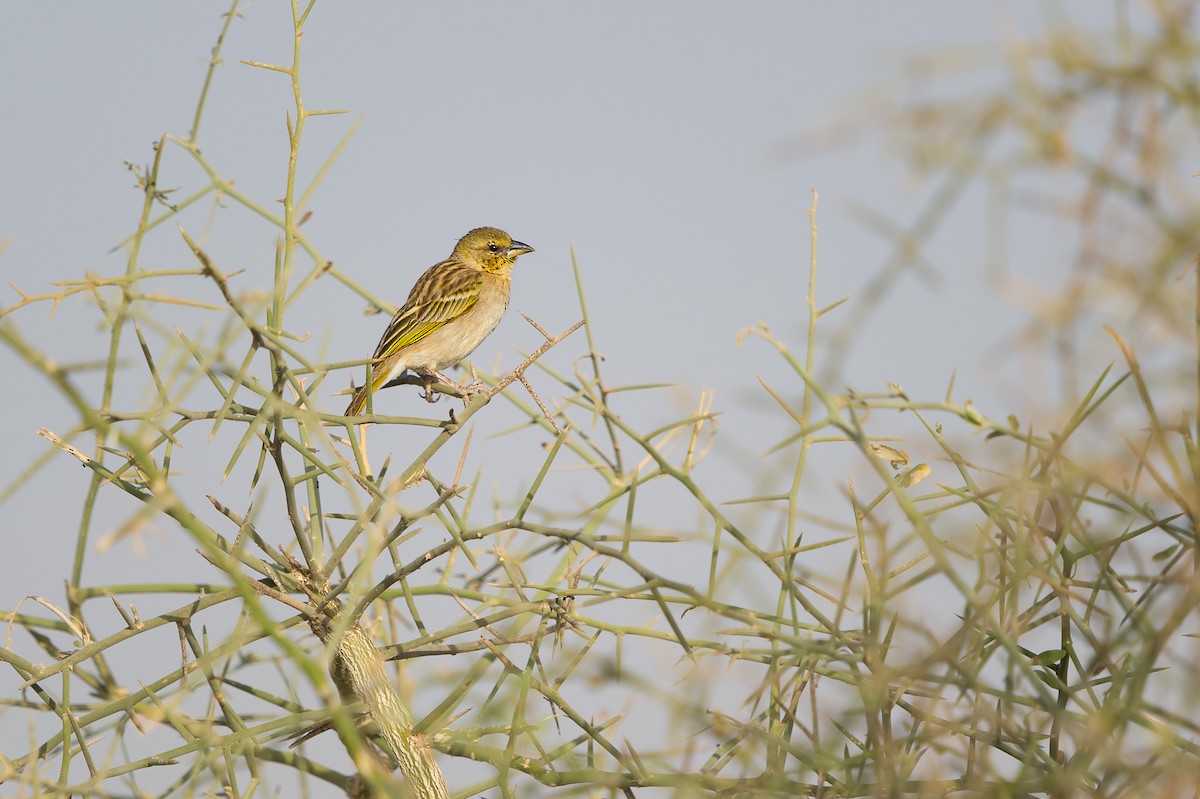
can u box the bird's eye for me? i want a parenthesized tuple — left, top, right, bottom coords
(487, 243, 501, 253)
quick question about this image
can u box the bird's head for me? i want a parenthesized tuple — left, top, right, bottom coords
(454, 227, 534, 275)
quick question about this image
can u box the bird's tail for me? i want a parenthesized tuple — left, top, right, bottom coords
(345, 372, 387, 417)
(344, 386, 368, 418)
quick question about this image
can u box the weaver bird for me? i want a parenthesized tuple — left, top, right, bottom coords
(344, 227, 534, 416)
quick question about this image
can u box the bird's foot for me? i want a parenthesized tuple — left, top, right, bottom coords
(419, 369, 488, 404)
(458, 364, 489, 401)
(457, 380, 488, 404)
(419, 369, 466, 403)
(419, 372, 441, 403)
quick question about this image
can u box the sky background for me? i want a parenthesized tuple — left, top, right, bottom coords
(0, 1, 1164, 791)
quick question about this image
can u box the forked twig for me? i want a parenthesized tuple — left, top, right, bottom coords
(485, 318, 585, 432)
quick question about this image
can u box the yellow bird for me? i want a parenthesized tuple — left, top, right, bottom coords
(345, 227, 534, 417)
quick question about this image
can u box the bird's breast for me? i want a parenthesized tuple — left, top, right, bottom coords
(405, 275, 510, 372)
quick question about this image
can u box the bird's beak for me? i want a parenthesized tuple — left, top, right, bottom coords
(508, 240, 534, 257)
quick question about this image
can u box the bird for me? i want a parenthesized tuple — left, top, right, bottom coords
(344, 227, 534, 417)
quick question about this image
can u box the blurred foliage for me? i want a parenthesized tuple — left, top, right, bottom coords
(3, 2, 1200, 797)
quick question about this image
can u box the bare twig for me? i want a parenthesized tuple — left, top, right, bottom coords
(485, 319, 584, 432)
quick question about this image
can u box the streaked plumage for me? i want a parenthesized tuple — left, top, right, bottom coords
(345, 227, 533, 416)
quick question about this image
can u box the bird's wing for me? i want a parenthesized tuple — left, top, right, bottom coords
(373, 260, 483, 359)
